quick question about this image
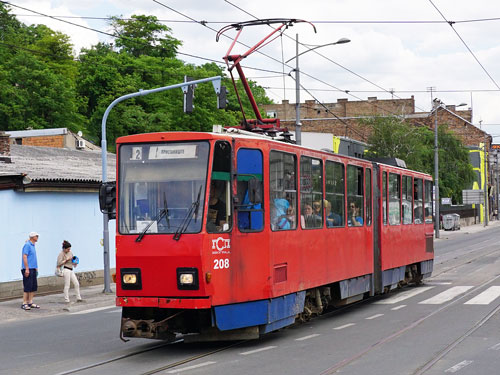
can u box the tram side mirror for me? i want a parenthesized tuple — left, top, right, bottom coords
(248, 177, 262, 204)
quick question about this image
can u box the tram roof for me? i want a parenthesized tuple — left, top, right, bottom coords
(116, 131, 431, 178)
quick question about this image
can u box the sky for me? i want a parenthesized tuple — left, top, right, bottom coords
(8, 0, 500, 142)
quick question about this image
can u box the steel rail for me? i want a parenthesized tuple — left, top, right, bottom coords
(318, 274, 500, 375)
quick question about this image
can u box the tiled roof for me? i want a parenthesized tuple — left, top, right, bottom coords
(0, 145, 116, 182)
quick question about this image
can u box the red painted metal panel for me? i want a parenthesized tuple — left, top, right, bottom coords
(114, 132, 432, 316)
(377, 164, 434, 271)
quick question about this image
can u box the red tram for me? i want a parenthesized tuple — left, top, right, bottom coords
(114, 129, 434, 341)
(110, 18, 434, 342)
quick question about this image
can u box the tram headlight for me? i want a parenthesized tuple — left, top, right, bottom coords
(176, 267, 199, 290)
(123, 274, 137, 284)
(179, 273, 194, 285)
(120, 268, 142, 290)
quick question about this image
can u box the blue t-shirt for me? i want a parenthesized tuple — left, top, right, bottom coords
(21, 241, 38, 269)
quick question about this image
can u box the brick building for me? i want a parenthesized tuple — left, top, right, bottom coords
(262, 97, 491, 149)
(5, 128, 100, 151)
(262, 97, 494, 217)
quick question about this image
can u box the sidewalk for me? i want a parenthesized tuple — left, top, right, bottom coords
(0, 283, 116, 324)
(435, 218, 500, 240)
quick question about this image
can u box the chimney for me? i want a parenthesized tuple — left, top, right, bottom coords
(0, 131, 11, 163)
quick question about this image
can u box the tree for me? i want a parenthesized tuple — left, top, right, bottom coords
(363, 116, 475, 204)
(110, 15, 181, 58)
(0, 5, 82, 132)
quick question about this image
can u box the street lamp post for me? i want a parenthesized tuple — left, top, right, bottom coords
(432, 100, 467, 238)
(433, 99, 440, 238)
(286, 37, 350, 145)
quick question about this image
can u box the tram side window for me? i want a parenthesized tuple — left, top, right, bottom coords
(347, 165, 364, 227)
(414, 178, 424, 224)
(325, 161, 345, 227)
(207, 141, 232, 233)
(402, 176, 413, 225)
(424, 180, 433, 224)
(300, 156, 323, 229)
(270, 151, 297, 231)
(388, 173, 401, 225)
(365, 168, 372, 226)
(236, 148, 264, 232)
(383, 172, 388, 225)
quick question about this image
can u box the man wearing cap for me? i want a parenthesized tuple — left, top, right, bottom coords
(21, 232, 40, 310)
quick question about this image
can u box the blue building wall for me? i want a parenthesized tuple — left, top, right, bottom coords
(0, 189, 116, 282)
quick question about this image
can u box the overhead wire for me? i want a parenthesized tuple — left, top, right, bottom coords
(1, 2, 289, 79)
(4, 1, 496, 130)
(427, 0, 500, 90)
(11, 13, 500, 24)
(258, 86, 500, 94)
(222, 0, 429, 116)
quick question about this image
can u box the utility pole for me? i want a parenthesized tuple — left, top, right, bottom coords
(483, 127, 489, 226)
(294, 33, 302, 145)
(433, 98, 440, 239)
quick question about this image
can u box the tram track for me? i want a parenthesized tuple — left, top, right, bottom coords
(318, 274, 500, 375)
(59, 230, 500, 375)
(412, 301, 500, 375)
(56, 339, 246, 375)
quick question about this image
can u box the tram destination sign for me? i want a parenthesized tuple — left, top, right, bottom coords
(462, 189, 484, 204)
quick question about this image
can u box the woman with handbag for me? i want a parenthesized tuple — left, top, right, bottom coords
(57, 240, 83, 303)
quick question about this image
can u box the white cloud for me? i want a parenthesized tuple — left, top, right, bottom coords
(8, 0, 500, 133)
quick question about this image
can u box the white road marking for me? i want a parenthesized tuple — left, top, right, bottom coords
(295, 334, 321, 341)
(489, 343, 500, 350)
(70, 305, 116, 315)
(426, 281, 452, 285)
(391, 305, 407, 311)
(366, 314, 384, 320)
(105, 309, 122, 313)
(240, 346, 277, 355)
(444, 360, 473, 373)
(464, 286, 500, 305)
(419, 286, 473, 304)
(333, 323, 355, 330)
(375, 287, 435, 304)
(166, 361, 216, 373)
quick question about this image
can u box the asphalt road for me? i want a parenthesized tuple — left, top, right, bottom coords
(1, 224, 499, 375)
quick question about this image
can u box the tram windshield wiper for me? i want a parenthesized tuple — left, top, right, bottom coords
(173, 185, 202, 241)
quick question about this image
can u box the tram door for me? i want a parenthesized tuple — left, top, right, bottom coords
(231, 148, 268, 303)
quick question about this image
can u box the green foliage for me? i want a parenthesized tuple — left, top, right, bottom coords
(0, 6, 274, 150)
(110, 15, 181, 58)
(363, 116, 475, 204)
(0, 4, 83, 132)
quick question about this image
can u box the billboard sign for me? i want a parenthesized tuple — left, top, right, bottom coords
(462, 189, 484, 205)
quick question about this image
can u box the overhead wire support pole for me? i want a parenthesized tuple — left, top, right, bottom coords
(100, 76, 222, 293)
(434, 103, 440, 239)
(295, 33, 301, 145)
(484, 133, 489, 227)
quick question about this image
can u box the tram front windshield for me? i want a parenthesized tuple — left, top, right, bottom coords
(118, 141, 209, 235)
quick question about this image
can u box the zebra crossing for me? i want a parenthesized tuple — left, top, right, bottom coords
(375, 285, 500, 306)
